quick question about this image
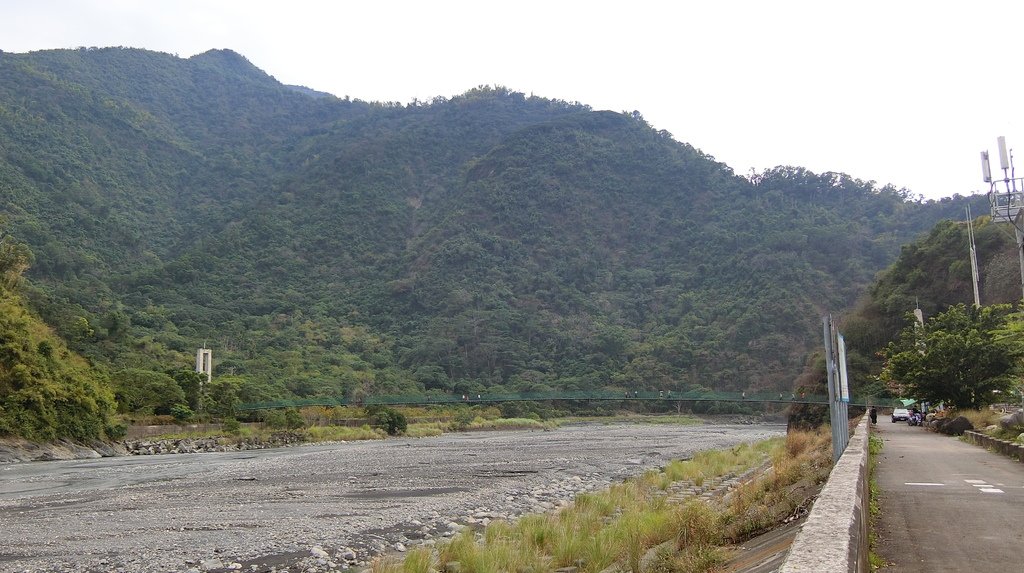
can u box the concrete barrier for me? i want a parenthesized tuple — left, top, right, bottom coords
(780, 417, 870, 573)
(963, 430, 1024, 461)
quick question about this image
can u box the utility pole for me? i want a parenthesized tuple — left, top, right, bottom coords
(823, 315, 850, 464)
(967, 206, 981, 308)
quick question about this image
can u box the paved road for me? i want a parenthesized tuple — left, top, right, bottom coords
(874, 420, 1024, 571)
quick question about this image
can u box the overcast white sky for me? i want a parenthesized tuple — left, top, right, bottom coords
(3, 0, 1022, 201)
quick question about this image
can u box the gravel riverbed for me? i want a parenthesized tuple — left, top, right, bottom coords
(0, 422, 784, 572)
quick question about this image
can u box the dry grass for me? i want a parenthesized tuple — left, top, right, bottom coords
(303, 425, 386, 442)
(721, 427, 832, 542)
(405, 422, 446, 438)
(655, 439, 776, 489)
(957, 408, 1002, 430)
(366, 432, 833, 573)
(466, 417, 552, 430)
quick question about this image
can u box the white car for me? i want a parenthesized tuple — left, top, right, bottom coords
(891, 408, 910, 422)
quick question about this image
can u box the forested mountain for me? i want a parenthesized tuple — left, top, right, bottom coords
(0, 234, 116, 440)
(0, 47, 987, 411)
(840, 215, 1020, 398)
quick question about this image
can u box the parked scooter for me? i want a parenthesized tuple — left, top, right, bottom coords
(907, 412, 922, 426)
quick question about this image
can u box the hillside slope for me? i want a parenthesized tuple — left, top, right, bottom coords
(0, 48, 986, 405)
(0, 235, 116, 440)
(840, 215, 1019, 398)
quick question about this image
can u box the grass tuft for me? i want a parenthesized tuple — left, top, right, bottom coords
(383, 429, 829, 573)
(304, 424, 386, 441)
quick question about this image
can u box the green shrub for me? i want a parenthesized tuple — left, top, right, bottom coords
(169, 403, 194, 423)
(451, 407, 475, 430)
(222, 417, 241, 434)
(105, 420, 128, 440)
(284, 408, 306, 429)
(262, 409, 287, 429)
(365, 405, 408, 435)
(36, 340, 53, 358)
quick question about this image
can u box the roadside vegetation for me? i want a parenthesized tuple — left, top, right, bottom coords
(956, 409, 1000, 431)
(368, 428, 831, 573)
(868, 434, 885, 570)
(127, 404, 707, 446)
(955, 407, 1024, 442)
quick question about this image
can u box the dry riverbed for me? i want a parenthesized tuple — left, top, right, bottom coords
(0, 422, 783, 573)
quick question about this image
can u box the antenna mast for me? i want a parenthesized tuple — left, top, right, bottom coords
(982, 136, 1024, 300)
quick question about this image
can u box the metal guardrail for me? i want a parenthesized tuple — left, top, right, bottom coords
(237, 390, 867, 411)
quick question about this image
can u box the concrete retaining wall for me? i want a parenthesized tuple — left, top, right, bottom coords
(780, 417, 870, 573)
(125, 422, 262, 440)
(963, 430, 1024, 461)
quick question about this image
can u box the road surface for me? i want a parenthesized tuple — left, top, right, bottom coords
(874, 420, 1024, 571)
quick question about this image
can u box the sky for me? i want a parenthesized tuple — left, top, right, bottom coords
(2, 0, 1022, 201)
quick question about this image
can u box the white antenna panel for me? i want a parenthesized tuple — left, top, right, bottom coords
(997, 136, 1010, 170)
(981, 151, 992, 182)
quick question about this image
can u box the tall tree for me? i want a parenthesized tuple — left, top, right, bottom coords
(879, 304, 1019, 409)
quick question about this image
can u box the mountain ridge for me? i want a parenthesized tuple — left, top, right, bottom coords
(0, 47, 986, 412)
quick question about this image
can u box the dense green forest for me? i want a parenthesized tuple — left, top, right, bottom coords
(0, 47, 990, 436)
(840, 216, 1020, 399)
(0, 232, 118, 440)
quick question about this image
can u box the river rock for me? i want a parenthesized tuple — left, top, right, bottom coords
(338, 547, 357, 561)
(310, 546, 329, 559)
(937, 416, 973, 436)
(999, 410, 1024, 430)
(199, 558, 224, 571)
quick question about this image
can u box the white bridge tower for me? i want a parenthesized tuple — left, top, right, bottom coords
(195, 346, 212, 386)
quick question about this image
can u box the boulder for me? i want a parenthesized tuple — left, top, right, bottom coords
(310, 546, 329, 559)
(938, 416, 973, 436)
(639, 540, 674, 573)
(198, 558, 224, 572)
(998, 410, 1024, 430)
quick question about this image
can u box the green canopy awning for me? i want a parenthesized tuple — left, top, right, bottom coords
(899, 398, 918, 407)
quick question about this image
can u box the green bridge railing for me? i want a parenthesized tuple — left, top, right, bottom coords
(238, 390, 870, 411)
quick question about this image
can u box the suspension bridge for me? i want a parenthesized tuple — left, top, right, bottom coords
(238, 390, 874, 411)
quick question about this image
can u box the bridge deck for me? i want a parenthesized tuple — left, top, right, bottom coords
(239, 391, 869, 411)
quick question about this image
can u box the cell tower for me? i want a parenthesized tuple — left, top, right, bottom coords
(981, 136, 1024, 299)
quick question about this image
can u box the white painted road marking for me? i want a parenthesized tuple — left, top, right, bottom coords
(905, 482, 945, 486)
(961, 480, 1004, 493)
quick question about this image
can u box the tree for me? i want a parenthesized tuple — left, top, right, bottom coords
(879, 304, 1019, 409)
(168, 368, 206, 410)
(364, 405, 407, 435)
(204, 377, 242, 419)
(0, 232, 33, 288)
(284, 407, 305, 429)
(112, 369, 186, 415)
